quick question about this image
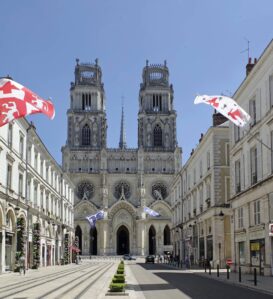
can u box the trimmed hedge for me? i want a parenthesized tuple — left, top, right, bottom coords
(116, 269, 124, 274)
(109, 283, 125, 292)
(112, 276, 125, 283)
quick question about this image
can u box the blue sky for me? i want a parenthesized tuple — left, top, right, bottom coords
(0, 0, 272, 164)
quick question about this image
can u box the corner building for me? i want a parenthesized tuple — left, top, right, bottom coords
(62, 59, 182, 255)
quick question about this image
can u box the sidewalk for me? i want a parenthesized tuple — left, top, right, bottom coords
(153, 262, 273, 296)
(192, 268, 273, 296)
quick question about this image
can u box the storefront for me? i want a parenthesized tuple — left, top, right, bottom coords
(250, 239, 265, 275)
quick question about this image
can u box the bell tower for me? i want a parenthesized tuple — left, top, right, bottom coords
(138, 60, 177, 151)
(67, 58, 107, 149)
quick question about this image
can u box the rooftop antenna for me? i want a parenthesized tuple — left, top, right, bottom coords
(240, 38, 250, 61)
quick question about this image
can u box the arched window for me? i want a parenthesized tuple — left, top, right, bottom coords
(154, 124, 162, 147)
(82, 124, 91, 146)
(164, 225, 171, 245)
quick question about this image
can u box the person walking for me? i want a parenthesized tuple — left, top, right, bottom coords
(19, 255, 26, 275)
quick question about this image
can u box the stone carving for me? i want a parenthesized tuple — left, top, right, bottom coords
(92, 120, 98, 146)
(77, 181, 94, 200)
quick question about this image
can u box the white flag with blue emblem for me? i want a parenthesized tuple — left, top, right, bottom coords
(144, 206, 160, 217)
(86, 210, 104, 227)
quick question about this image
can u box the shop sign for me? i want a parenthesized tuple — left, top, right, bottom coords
(269, 224, 273, 236)
(250, 242, 260, 251)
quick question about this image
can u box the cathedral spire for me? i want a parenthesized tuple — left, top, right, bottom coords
(119, 100, 127, 149)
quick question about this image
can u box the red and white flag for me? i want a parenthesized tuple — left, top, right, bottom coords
(194, 95, 251, 127)
(0, 78, 55, 127)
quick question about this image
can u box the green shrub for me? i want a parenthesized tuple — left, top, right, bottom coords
(118, 265, 124, 270)
(117, 269, 124, 274)
(109, 283, 125, 292)
(114, 274, 125, 279)
(112, 276, 125, 283)
(120, 260, 124, 264)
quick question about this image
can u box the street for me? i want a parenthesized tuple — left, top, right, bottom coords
(130, 263, 273, 299)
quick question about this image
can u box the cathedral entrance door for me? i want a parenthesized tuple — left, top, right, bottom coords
(117, 225, 129, 255)
(90, 227, 97, 255)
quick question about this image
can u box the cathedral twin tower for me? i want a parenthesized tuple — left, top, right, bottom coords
(62, 59, 181, 256)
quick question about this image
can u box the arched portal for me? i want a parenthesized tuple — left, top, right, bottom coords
(164, 225, 171, 245)
(117, 225, 129, 255)
(149, 226, 156, 255)
(75, 225, 82, 253)
(90, 227, 97, 255)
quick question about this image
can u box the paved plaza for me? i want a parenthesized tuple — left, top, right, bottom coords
(0, 259, 272, 299)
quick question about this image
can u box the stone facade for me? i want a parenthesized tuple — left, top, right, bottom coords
(171, 117, 232, 268)
(0, 118, 74, 273)
(62, 59, 182, 256)
(229, 40, 273, 276)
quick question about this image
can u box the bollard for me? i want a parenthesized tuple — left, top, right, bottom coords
(217, 264, 219, 277)
(254, 268, 257, 286)
(209, 263, 211, 275)
(205, 264, 207, 273)
(227, 266, 230, 279)
(239, 267, 241, 283)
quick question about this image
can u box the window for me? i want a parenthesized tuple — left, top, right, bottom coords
(7, 164, 12, 189)
(82, 124, 91, 146)
(28, 146, 32, 163)
(254, 200, 260, 225)
(8, 124, 13, 148)
(249, 97, 256, 126)
(250, 147, 257, 185)
(200, 160, 203, 178)
(271, 131, 273, 174)
(40, 191, 44, 209)
(46, 167, 49, 181)
(238, 207, 244, 228)
(193, 168, 196, 184)
(238, 242, 245, 265)
(152, 94, 162, 111)
(18, 173, 23, 196)
(19, 135, 24, 158)
(34, 185, 38, 206)
(40, 160, 43, 177)
(27, 180, 31, 201)
(225, 143, 230, 165)
(270, 75, 273, 107)
(234, 125, 240, 143)
(235, 160, 241, 193)
(82, 93, 91, 111)
(153, 124, 162, 147)
(34, 151, 38, 170)
(207, 152, 210, 170)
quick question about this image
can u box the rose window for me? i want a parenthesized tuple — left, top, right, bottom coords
(77, 181, 94, 200)
(114, 181, 131, 200)
(151, 183, 167, 200)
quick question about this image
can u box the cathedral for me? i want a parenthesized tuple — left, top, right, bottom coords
(62, 59, 182, 256)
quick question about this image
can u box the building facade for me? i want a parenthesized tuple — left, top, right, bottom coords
(171, 114, 232, 267)
(229, 40, 273, 276)
(0, 118, 74, 273)
(62, 59, 182, 256)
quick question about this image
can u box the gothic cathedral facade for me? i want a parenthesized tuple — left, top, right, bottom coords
(62, 59, 182, 255)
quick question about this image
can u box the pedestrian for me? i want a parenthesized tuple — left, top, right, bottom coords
(185, 256, 190, 269)
(19, 255, 26, 275)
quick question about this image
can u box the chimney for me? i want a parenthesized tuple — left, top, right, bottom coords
(246, 57, 257, 76)
(213, 112, 228, 127)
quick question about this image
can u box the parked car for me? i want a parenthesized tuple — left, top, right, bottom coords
(123, 254, 136, 260)
(145, 255, 155, 263)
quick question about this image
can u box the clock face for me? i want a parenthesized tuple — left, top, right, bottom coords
(151, 183, 167, 200)
(114, 181, 131, 200)
(77, 181, 94, 200)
